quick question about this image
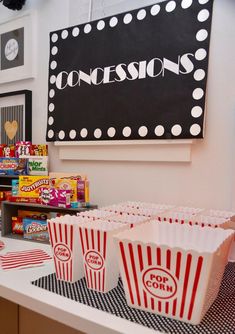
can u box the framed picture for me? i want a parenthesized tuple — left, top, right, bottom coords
(0, 11, 36, 84)
(0, 90, 32, 144)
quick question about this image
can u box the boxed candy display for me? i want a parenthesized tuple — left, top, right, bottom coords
(0, 158, 27, 175)
(114, 221, 234, 325)
(26, 156, 49, 176)
(19, 175, 49, 198)
(40, 187, 71, 208)
(23, 218, 49, 242)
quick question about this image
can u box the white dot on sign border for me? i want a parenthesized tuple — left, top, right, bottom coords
(194, 69, 205, 81)
(190, 124, 201, 136)
(191, 106, 203, 118)
(49, 89, 55, 98)
(84, 24, 92, 34)
(122, 126, 131, 137)
(69, 130, 77, 139)
(155, 125, 165, 136)
(109, 17, 118, 27)
(94, 128, 102, 139)
(166, 1, 176, 12)
(50, 61, 57, 70)
(48, 117, 54, 126)
(48, 129, 54, 139)
(137, 9, 147, 20)
(61, 30, 68, 39)
(151, 4, 161, 16)
(80, 128, 88, 138)
(199, 0, 210, 4)
(49, 103, 55, 112)
(59, 130, 65, 140)
(107, 127, 116, 138)
(196, 29, 208, 42)
(51, 33, 58, 43)
(138, 126, 148, 137)
(50, 75, 56, 84)
(197, 9, 210, 22)
(181, 0, 193, 9)
(171, 124, 182, 136)
(123, 13, 132, 24)
(51, 46, 58, 56)
(193, 88, 204, 100)
(97, 20, 105, 31)
(195, 48, 207, 61)
(72, 27, 80, 37)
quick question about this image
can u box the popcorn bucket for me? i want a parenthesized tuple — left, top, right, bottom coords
(108, 213, 149, 228)
(78, 220, 128, 293)
(114, 222, 234, 324)
(157, 211, 195, 225)
(47, 215, 84, 282)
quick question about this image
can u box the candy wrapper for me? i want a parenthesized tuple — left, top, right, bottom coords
(30, 144, 48, 156)
(12, 217, 23, 235)
(15, 141, 31, 157)
(40, 187, 71, 208)
(0, 158, 27, 175)
(3, 145, 15, 157)
(19, 176, 50, 198)
(23, 218, 49, 242)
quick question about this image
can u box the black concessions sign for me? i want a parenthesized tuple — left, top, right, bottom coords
(46, 0, 214, 142)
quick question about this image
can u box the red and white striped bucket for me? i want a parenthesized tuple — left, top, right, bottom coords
(78, 220, 128, 293)
(114, 222, 234, 324)
(48, 216, 84, 282)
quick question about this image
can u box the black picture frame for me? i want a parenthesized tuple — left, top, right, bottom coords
(0, 90, 32, 144)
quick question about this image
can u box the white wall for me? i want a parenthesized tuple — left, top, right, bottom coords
(0, 0, 235, 210)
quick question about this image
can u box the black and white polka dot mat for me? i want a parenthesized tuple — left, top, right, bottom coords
(32, 263, 235, 334)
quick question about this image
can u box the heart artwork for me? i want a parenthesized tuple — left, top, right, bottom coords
(4, 120, 18, 140)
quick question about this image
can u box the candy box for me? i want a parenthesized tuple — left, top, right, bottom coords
(51, 178, 77, 203)
(114, 222, 234, 325)
(48, 215, 85, 282)
(40, 187, 71, 208)
(19, 176, 50, 198)
(15, 141, 31, 157)
(26, 156, 49, 176)
(18, 210, 50, 220)
(0, 158, 27, 175)
(3, 145, 15, 157)
(23, 218, 49, 242)
(30, 144, 48, 156)
(12, 217, 23, 235)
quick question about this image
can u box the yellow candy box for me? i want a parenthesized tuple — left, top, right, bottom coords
(19, 176, 50, 198)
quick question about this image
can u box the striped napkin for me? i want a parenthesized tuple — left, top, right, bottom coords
(0, 240, 5, 251)
(0, 249, 52, 270)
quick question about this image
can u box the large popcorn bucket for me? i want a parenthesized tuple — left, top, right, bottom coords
(78, 220, 128, 293)
(47, 215, 84, 282)
(114, 222, 234, 325)
(108, 213, 149, 228)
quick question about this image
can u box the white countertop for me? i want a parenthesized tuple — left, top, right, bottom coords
(0, 235, 161, 334)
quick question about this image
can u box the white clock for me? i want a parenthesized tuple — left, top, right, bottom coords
(4, 38, 19, 61)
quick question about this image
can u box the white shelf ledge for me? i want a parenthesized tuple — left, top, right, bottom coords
(54, 140, 193, 162)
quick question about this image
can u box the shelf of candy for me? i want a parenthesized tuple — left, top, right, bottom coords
(8, 172, 90, 209)
(11, 210, 51, 242)
(0, 141, 48, 176)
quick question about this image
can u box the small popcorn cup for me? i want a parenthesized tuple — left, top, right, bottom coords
(157, 211, 195, 224)
(47, 215, 85, 282)
(114, 222, 234, 325)
(77, 209, 114, 220)
(78, 220, 128, 293)
(108, 213, 149, 228)
(174, 206, 204, 215)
